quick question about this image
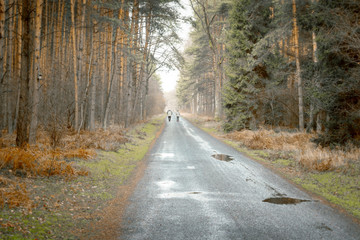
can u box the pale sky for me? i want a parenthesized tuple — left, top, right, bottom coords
(160, 0, 192, 93)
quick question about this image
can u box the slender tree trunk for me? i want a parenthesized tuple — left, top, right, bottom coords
(0, 0, 4, 78)
(129, 0, 140, 124)
(55, 1, 64, 59)
(306, 0, 319, 133)
(0, 0, 5, 134)
(89, 56, 96, 131)
(78, 0, 87, 130)
(116, 0, 126, 125)
(57, 1, 66, 122)
(2, 27, 6, 133)
(103, 10, 120, 129)
(309, 0, 325, 133)
(100, 22, 108, 124)
(89, 5, 99, 131)
(70, 0, 79, 130)
(292, 0, 304, 131)
(139, 8, 152, 121)
(123, 7, 130, 127)
(42, 0, 49, 95)
(13, 3, 23, 133)
(29, 0, 43, 144)
(79, 30, 93, 132)
(6, 0, 14, 133)
(79, 0, 86, 78)
(101, 15, 113, 125)
(16, 0, 32, 147)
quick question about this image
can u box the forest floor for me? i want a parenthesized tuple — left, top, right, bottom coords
(184, 113, 360, 223)
(0, 116, 164, 240)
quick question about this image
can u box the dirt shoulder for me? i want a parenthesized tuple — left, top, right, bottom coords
(0, 117, 165, 240)
(184, 114, 360, 224)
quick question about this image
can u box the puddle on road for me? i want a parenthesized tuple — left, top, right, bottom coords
(263, 197, 311, 205)
(212, 154, 234, 162)
(156, 153, 175, 158)
(156, 180, 176, 191)
(157, 191, 204, 199)
(316, 223, 333, 231)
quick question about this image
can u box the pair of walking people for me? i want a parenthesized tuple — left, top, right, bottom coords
(167, 110, 180, 122)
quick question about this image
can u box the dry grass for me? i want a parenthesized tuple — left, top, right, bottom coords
(226, 129, 360, 171)
(63, 128, 128, 151)
(0, 127, 128, 210)
(226, 129, 313, 151)
(298, 147, 360, 171)
(0, 147, 93, 177)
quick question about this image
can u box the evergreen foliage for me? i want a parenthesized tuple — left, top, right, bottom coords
(223, 0, 291, 132)
(310, 0, 360, 147)
(178, 0, 360, 146)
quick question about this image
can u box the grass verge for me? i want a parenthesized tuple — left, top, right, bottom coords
(0, 117, 164, 239)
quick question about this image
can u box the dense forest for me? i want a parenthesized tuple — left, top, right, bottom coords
(177, 0, 360, 147)
(0, 0, 186, 147)
(1, 0, 360, 148)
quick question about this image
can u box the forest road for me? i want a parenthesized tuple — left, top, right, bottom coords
(119, 118, 360, 240)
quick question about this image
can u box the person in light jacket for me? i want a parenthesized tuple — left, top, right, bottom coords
(167, 110, 173, 122)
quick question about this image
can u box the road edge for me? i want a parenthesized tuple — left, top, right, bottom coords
(84, 118, 166, 240)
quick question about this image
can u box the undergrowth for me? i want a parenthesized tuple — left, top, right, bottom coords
(0, 127, 127, 212)
(226, 129, 360, 172)
(0, 117, 164, 239)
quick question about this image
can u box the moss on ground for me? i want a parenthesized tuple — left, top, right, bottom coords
(274, 159, 292, 166)
(0, 209, 77, 240)
(294, 169, 360, 219)
(0, 117, 164, 239)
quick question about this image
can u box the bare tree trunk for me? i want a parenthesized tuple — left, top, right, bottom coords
(89, 5, 99, 131)
(2, 31, 8, 134)
(129, 0, 140, 124)
(12, 3, 23, 133)
(16, 0, 31, 147)
(89, 53, 96, 131)
(139, 7, 152, 121)
(100, 23, 108, 124)
(292, 0, 304, 131)
(103, 10, 120, 129)
(29, 0, 43, 144)
(116, 0, 126, 126)
(0, 0, 4, 79)
(56, 0, 66, 124)
(0, 0, 5, 135)
(77, 0, 86, 129)
(6, 0, 14, 134)
(79, 31, 93, 132)
(123, 7, 130, 128)
(75, 0, 89, 131)
(310, 0, 325, 133)
(70, 0, 79, 130)
(306, 0, 319, 133)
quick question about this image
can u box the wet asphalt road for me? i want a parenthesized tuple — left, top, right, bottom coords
(120, 118, 360, 240)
